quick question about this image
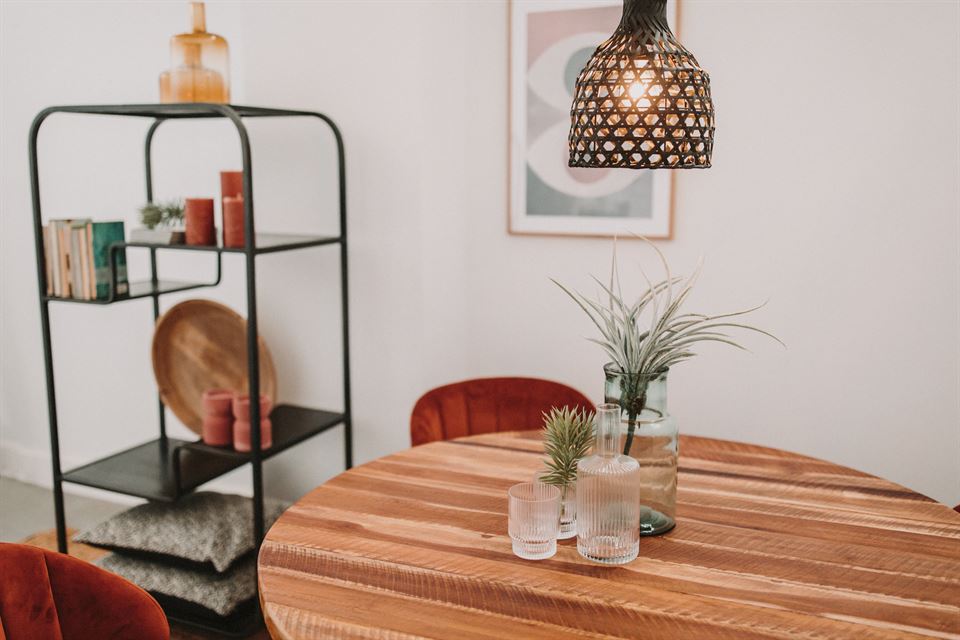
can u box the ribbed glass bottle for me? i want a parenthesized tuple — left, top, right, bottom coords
(576, 404, 641, 564)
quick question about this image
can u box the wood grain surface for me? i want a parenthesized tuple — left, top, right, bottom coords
(258, 432, 960, 639)
(152, 299, 277, 433)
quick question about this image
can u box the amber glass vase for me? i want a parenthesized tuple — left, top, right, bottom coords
(159, 2, 230, 103)
(603, 364, 678, 536)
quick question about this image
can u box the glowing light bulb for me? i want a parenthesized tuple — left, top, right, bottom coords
(628, 82, 647, 99)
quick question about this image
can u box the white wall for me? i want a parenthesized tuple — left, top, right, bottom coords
(1, 0, 958, 508)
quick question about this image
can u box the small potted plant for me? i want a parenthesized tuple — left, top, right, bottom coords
(539, 406, 594, 539)
(130, 200, 186, 244)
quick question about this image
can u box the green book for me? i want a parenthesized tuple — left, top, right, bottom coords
(89, 221, 129, 299)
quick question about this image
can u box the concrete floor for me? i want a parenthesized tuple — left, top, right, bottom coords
(0, 476, 127, 542)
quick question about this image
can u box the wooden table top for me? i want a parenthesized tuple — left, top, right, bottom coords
(258, 431, 960, 640)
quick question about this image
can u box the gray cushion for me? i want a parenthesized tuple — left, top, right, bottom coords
(75, 491, 287, 572)
(97, 552, 255, 617)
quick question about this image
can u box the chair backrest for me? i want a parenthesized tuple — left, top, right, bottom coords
(0, 543, 169, 640)
(410, 377, 594, 446)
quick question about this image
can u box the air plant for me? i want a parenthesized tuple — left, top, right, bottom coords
(554, 238, 782, 456)
(139, 200, 185, 230)
(540, 406, 594, 499)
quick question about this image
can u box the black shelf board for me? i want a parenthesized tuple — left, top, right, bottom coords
(41, 103, 325, 119)
(121, 232, 341, 255)
(60, 405, 344, 501)
(182, 405, 346, 461)
(44, 279, 213, 305)
(61, 437, 244, 502)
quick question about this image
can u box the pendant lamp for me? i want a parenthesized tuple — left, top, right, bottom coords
(568, 0, 714, 169)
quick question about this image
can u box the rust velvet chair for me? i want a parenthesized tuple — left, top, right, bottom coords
(410, 377, 593, 446)
(0, 543, 169, 640)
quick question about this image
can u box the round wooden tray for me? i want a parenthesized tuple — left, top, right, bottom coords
(152, 299, 277, 434)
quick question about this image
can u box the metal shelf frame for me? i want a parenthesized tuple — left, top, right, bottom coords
(28, 103, 354, 636)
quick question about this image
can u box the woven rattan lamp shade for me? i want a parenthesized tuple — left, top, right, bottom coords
(568, 0, 714, 169)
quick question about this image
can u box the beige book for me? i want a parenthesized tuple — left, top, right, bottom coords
(43, 225, 52, 296)
(58, 222, 70, 298)
(78, 227, 91, 299)
(49, 223, 60, 296)
(86, 222, 96, 300)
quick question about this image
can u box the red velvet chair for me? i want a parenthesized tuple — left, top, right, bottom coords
(411, 377, 593, 446)
(0, 543, 168, 640)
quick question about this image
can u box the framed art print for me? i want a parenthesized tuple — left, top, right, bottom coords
(508, 0, 678, 238)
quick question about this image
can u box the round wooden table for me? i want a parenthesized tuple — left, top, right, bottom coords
(258, 431, 960, 639)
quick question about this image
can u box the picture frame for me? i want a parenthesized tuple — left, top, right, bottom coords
(508, 0, 680, 239)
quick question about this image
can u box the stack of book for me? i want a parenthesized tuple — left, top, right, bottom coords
(43, 220, 129, 300)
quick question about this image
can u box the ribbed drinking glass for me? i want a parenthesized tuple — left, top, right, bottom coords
(533, 471, 577, 540)
(508, 482, 561, 560)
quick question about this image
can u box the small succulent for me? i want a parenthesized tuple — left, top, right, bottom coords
(139, 200, 185, 230)
(540, 406, 595, 490)
(554, 237, 782, 455)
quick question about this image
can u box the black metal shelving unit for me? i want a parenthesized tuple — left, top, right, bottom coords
(28, 103, 353, 636)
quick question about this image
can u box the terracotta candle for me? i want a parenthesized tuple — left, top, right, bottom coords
(201, 389, 235, 447)
(220, 170, 243, 207)
(232, 394, 272, 421)
(233, 418, 273, 452)
(202, 415, 234, 448)
(202, 389, 234, 416)
(232, 394, 273, 452)
(184, 198, 215, 246)
(222, 195, 245, 248)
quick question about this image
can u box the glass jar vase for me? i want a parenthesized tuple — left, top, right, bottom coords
(603, 364, 678, 535)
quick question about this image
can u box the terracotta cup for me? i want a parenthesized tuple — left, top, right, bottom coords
(233, 418, 273, 452)
(202, 415, 234, 448)
(232, 394, 272, 421)
(201, 389, 235, 447)
(202, 389, 234, 417)
(222, 195, 245, 248)
(185, 198, 215, 246)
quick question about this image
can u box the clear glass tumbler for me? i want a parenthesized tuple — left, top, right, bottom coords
(533, 471, 576, 540)
(508, 482, 561, 560)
